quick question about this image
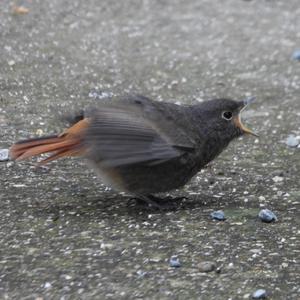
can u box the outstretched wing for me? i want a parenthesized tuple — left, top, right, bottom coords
(85, 106, 191, 168)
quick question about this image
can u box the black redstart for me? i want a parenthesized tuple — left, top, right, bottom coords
(10, 95, 257, 208)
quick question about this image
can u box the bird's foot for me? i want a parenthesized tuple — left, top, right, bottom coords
(128, 194, 187, 211)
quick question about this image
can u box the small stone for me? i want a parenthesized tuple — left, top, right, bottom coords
(36, 129, 44, 136)
(12, 5, 29, 15)
(210, 210, 226, 221)
(136, 270, 147, 278)
(8, 60, 16, 66)
(88, 90, 113, 100)
(149, 256, 162, 263)
(285, 135, 299, 147)
(13, 184, 26, 188)
(252, 289, 267, 299)
(100, 243, 114, 250)
(258, 209, 277, 223)
(198, 261, 216, 272)
(272, 176, 283, 183)
(0, 149, 9, 161)
(169, 256, 181, 268)
(292, 50, 300, 61)
(44, 282, 52, 289)
(227, 262, 235, 269)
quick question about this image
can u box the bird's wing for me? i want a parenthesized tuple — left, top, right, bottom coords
(85, 105, 193, 168)
(116, 95, 198, 147)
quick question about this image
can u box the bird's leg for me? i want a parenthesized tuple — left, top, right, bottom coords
(133, 195, 165, 210)
(128, 194, 187, 210)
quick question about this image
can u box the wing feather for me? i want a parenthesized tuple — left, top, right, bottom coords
(85, 106, 185, 167)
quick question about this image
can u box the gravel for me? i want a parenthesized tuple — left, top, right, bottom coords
(169, 256, 181, 268)
(210, 210, 226, 221)
(285, 135, 299, 148)
(252, 288, 267, 299)
(258, 209, 278, 223)
(0, 149, 9, 161)
(292, 50, 300, 61)
(197, 261, 216, 273)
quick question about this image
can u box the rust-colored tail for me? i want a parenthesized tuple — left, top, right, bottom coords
(10, 118, 89, 165)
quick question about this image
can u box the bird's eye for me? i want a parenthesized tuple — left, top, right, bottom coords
(222, 111, 233, 120)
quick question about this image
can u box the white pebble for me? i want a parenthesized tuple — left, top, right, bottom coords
(286, 135, 299, 147)
(0, 149, 9, 161)
(44, 282, 52, 289)
(272, 176, 283, 183)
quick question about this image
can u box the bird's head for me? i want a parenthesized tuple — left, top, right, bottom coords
(195, 97, 258, 143)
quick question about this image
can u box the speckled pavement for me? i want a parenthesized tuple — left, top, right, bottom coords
(0, 0, 299, 299)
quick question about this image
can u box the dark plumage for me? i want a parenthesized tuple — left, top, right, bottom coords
(10, 95, 257, 208)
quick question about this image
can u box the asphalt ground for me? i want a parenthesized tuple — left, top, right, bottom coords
(0, 0, 299, 299)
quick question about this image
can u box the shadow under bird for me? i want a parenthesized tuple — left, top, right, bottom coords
(10, 95, 258, 209)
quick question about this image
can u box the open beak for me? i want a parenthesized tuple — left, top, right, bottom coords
(234, 96, 259, 137)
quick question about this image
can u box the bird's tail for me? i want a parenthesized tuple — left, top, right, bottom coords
(9, 118, 89, 165)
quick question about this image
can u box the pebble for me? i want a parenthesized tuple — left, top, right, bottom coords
(136, 270, 147, 278)
(252, 289, 267, 299)
(258, 209, 277, 223)
(197, 261, 216, 272)
(100, 243, 114, 250)
(44, 282, 52, 289)
(272, 176, 283, 183)
(88, 90, 113, 100)
(210, 210, 226, 221)
(258, 196, 266, 201)
(292, 50, 300, 61)
(169, 256, 181, 268)
(12, 5, 29, 15)
(285, 135, 299, 148)
(0, 149, 9, 161)
(36, 129, 44, 136)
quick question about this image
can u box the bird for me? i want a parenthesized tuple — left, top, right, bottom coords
(10, 95, 258, 209)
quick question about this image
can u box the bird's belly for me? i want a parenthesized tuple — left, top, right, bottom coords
(88, 160, 127, 191)
(117, 159, 197, 194)
(89, 157, 199, 195)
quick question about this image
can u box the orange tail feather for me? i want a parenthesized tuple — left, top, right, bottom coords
(10, 118, 89, 164)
